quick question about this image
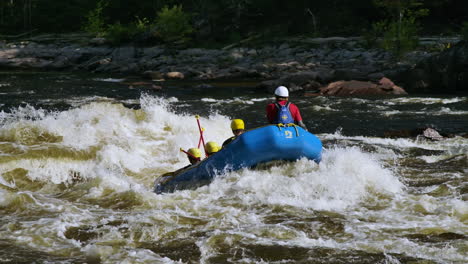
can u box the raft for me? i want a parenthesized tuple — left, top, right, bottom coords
(154, 124, 322, 193)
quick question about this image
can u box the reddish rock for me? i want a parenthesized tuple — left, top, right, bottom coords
(319, 78, 407, 96)
(123, 81, 162, 91)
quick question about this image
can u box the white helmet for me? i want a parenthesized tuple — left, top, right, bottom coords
(274, 86, 289, 97)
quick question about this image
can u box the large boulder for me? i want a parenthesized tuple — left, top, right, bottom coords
(318, 77, 407, 96)
(165, 71, 185, 79)
(402, 40, 468, 93)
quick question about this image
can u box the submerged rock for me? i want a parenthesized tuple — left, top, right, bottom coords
(384, 127, 450, 140)
(421, 128, 444, 141)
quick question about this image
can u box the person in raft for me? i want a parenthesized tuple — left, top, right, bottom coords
(266, 86, 308, 130)
(185, 148, 202, 166)
(205, 141, 220, 157)
(161, 148, 202, 178)
(222, 119, 245, 147)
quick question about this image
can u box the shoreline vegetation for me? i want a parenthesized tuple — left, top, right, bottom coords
(1, 1, 468, 94)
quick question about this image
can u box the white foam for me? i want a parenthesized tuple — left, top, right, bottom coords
(388, 97, 467, 105)
(202, 146, 403, 211)
(92, 78, 125, 82)
(0, 189, 13, 206)
(0, 95, 237, 192)
(1, 93, 466, 263)
(320, 132, 439, 150)
(200, 97, 269, 105)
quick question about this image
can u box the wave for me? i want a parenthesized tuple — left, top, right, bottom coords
(0, 95, 404, 211)
(1, 94, 466, 263)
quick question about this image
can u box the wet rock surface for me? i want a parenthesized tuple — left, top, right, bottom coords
(1, 36, 464, 94)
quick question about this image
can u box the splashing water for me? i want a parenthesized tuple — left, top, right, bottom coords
(1, 92, 467, 263)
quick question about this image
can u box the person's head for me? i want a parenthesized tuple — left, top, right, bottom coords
(274, 86, 289, 101)
(187, 148, 202, 165)
(205, 141, 220, 156)
(230, 119, 245, 136)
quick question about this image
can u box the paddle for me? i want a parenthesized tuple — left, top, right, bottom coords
(195, 115, 208, 156)
(180, 148, 198, 159)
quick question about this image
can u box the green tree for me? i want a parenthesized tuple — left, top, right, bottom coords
(372, 0, 429, 56)
(83, 0, 108, 36)
(155, 5, 193, 43)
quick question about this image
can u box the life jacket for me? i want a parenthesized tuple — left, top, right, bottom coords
(222, 136, 236, 147)
(275, 102, 294, 124)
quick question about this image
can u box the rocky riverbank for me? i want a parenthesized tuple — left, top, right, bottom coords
(1, 35, 465, 95)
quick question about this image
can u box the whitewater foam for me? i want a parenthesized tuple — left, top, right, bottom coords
(194, 146, 404, 212)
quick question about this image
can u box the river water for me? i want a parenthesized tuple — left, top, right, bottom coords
(0, 72, 467, 263)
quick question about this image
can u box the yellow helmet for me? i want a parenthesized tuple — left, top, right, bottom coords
(205, 141, 220, 154)
(187, 148, 202, 158)
(231, 119, 245, 130)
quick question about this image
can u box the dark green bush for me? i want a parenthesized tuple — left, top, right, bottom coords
(366, 17, 421, 57)
(105, 23, 136, 45)
(83, 0, 107, 36)
(155, 5, 193, 43)
(381, 18, 420, 56)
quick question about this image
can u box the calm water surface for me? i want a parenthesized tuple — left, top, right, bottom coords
(0, 72, 467, 263)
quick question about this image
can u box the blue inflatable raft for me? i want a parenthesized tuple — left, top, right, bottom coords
(154, 124, 322, 193)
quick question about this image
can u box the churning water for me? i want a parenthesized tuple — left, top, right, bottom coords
(0, 72, 467, 263)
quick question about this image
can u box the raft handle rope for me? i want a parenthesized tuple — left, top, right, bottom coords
(276, 123, 300, 137)
(288, 123, 300, 137)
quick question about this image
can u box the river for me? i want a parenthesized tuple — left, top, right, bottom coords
(0, 72, 467, 263)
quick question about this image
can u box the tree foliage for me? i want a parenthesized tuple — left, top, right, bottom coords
(1, 0, 467, 45)
(155, 5, 193, 43)
(83, 0, 107, 36)
(369, 0, 428, 56)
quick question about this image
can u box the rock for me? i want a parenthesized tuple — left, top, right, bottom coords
(111, 46, 136, 63)
(179, 48, 207, 56)
(422, 128, 444, 141)
(402, 40, 467, 93)
(165, 71, 185, 79)
(143, 70, 164, 80)
(384, 127, 448, 140)
(229, 49, 243, 59)
(258, 71, 325, 94)
(195, 83, 214, 89)
(384, 129, 424, 138)
(333, 68, 368, 81)
(84, 57, 111, 71)
(141, 47, 164, 58)
(123, 81, 162, 91)
(367, 72, 385, 82)
(119, 62, 139, 73)
(302, 80, 322, 92)
(319, 78, 407, 96)
(151, 85, 163, 90)
(0, 36, 462, 95)
(48, 55, 70, 69)
(89, 37, 107, 45)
